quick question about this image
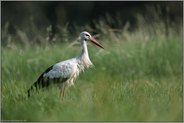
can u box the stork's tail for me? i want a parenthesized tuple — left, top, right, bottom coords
(27, 81, 40, 98)
(27, 74, 67, 98)
(27, 75, 55, 98)
(27, 78, 50, 98)
(27, 65, 54, 98)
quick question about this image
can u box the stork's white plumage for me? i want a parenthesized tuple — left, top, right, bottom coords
(27, 31, 104, 98)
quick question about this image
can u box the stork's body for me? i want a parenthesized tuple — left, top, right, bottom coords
(27, 31, 104, 98)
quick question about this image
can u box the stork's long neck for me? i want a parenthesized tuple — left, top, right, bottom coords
(78, 40, 93, 69)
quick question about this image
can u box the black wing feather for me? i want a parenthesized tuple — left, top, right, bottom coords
(27, 65, 53, 97)
(27, 65, 68, 98)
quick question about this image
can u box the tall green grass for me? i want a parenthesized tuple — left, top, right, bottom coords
(2, 35, 182, 121)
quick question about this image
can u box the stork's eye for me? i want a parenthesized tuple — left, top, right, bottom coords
(84, 34, 90, 41)
(85, 34, 90, 37)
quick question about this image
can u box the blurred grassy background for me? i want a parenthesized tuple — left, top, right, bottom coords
(1, 1, 183, 122)
(1, 1, 182, 46)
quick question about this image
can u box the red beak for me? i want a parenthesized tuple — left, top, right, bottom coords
(90, 37, 104, 49)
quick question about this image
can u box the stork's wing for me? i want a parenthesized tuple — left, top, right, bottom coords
(27, 59, 78, 97)
(43, 60, 78, 79)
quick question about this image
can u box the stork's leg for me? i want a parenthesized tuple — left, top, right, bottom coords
(60, 84, 66, 99)
(60, 88, 65, 98)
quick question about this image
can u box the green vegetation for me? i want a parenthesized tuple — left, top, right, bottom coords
(2, 35, 182, 121)
(1, 4, 183, 121)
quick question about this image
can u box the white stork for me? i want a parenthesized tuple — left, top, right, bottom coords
(27, 31, 104, 98)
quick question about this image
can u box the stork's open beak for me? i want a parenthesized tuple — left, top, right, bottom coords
(90, 37, 104, 49)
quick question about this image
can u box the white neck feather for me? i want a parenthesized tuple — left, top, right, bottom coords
(77, 40, 93, 70)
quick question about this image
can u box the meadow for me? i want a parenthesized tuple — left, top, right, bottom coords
(1, 4, 183, 121)
(1, 33, 182, 121)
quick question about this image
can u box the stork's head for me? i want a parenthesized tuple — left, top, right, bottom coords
(80, 31, 104, 49)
